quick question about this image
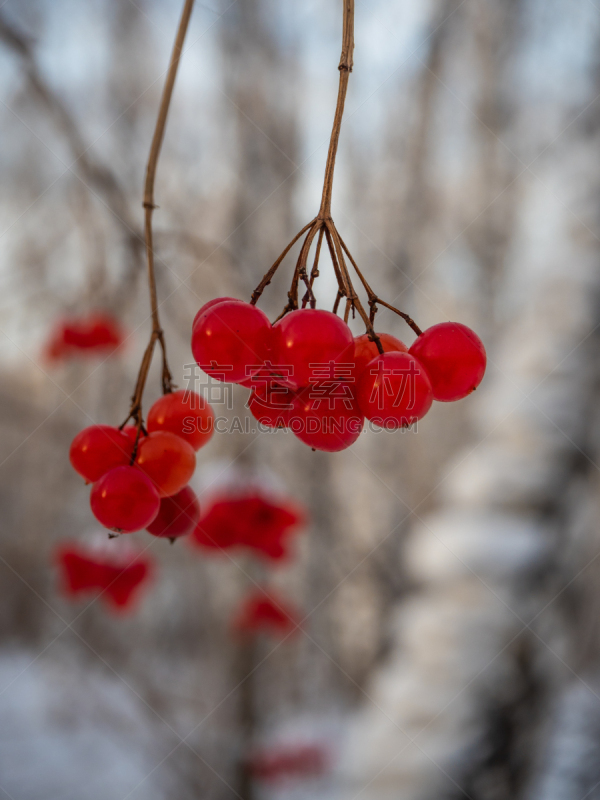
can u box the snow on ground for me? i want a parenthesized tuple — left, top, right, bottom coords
(0, 648, 169, 800)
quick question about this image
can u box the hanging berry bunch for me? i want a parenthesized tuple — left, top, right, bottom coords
(68, 0, 213, 537)
(191, 0, 486, 452)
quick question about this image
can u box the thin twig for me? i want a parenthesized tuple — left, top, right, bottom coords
(250, 218, 317, 305)
(301, 227, 325, 308)
(247, 0, 420, 342)
(372, 297, 423, 337)
(125, 0, 195, 427)
(324, 226, 349, 300)
(318, 0, 354, 219)
(0, 10, 144, 300)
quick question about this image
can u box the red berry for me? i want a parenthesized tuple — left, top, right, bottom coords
(273, 309, 354, 390)
(135, 431, 196, 497)
(122, 425, 146, 448)
(409, 322, 486, 402)
(353, 333, 407, 378)
(146, 485, 200, 539)
(69, 425, 134, 482)
(289, 385, 363, 451)
(147, 390, 214, 451)
(191, 300, 271, 383)
(248, 374, 295, 428)
(356, 351, 433, 428)
(90, 466, 160, 532)
(192, 297, 239, 331)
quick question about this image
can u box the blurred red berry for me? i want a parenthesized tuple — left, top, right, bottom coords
(247, 743, 329, 783)
(190, 489, 306, 560)
(409, 321, 486, 401)
(55, 540, 154, 613)
(146, 485, 200, 539)
(45, 313, 125, 362)
(69, 425, 134, 483)
(147, 390, 214, 451)
(90, 466, 160, 532)
(232, 589, 301, 638)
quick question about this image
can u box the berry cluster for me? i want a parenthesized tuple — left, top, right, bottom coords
(192, 298, 486, 452)
(56, 539, 154, 612)
(69, 389, 214, 536)
(45, 313, 125, 362)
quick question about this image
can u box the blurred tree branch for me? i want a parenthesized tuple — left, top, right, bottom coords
(0, 11, 141, 240)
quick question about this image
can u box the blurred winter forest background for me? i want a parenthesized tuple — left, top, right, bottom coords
(2, 0, 600, 797)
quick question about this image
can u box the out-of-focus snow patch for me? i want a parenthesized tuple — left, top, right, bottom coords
(405, 510, 550, 583)
(251, 713, 343, 800)
(529, 682, 600, 800)
(339, 580, 518, 800)
(439, 439, 568, 508)
(0, 648, 169, 800)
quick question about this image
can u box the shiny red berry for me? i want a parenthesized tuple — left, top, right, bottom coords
(147, 390, 214, 451)
(90, 466, 160, 532)
(409, 322, 486, 402)
(192, 297, 239, 331)
(192, 300, 272, 383)
(273, 309, 354, 390)
(356, 351, 433, 428)
(69, 425, 134, 482)
(135, 431, 196, 497)
(248, 375, 295, 428)
(146, 485, 200, 539)
(353, 332, 407, 379)
(290, 385, 363, 451)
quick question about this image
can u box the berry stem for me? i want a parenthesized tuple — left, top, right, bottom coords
(250, 218, 317, 306)
(318, 0, 354, 220)
(249, 0, 419, 348)
(125, 0, 194, 429)
(301, 227, 325, 308)
(369, 297, 423, 337)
